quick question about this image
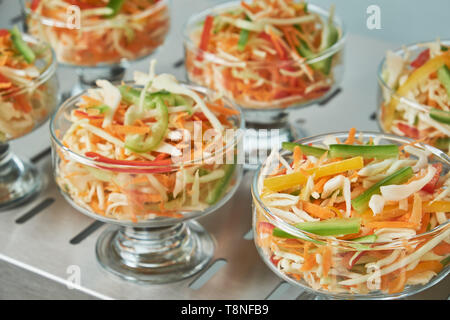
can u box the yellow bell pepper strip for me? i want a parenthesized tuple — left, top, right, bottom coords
(352, 166, 413, 213)
(423, 200, 450, 213)
(384, 52, 450, 129)
(264, 156, 364, 192)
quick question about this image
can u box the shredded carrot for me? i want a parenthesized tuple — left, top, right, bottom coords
(408, 193, 422, 229)
(293, 146, 302, 170)
(321, 246, 332, 277)
(81, 95, 103, 108)
(344, 127, 356, 144)
(313, 177, 328, 193)
(388, 265, 406, 294)
(301, 201, 335, 219)
(432, 241, 450, 256)
(406, 261, 443, 279)
(364, 221, 417, 229)
(111, 124, 150, 135)
(206, 103, 240, 115)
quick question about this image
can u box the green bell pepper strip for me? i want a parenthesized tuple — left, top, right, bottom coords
(437, 64, 450, 97)
(206, 164, 235, 205)
(295, 23, 339, 75)
(435, 137, 450, 150)
(124, 96, 168, 153)
(272, 218, 361, 237)
(10, 26, 35, 63)
(119, 85, 191, 113)
(237, 29, 250, 51)
(105, 0, 124, 18)
(441, 255, 450, 266)
(349, 234, 377, 243)
(430, 107, 450, 125)
(90, 104, 110, 114)
(237, 15, 251, 51)
(352, 166, 414, 213)
(173, 94, 194, 115)
(328, 144, 399, 159)
(282, 142, 328, 158)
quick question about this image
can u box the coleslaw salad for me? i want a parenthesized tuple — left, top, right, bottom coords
(379, 40, 450, 154)
(253, 129, 450, 296)
(51, 63, 242, 223)
(26, 0, 170, 66)
(0, 27, 58, 142)
(184, 0, 345, 109)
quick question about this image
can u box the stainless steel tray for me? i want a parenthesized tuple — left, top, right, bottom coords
(1, 0, 448, 300)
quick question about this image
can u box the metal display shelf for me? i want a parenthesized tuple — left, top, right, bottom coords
(1, 0, 449, 300)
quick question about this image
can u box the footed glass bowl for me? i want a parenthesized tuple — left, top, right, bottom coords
(50, 83, 244, 283)
(24, 0, 170, 92)
(252, 132, 449, 299)
(183, 1, 346, 153)
(0, 33, 58, 209)
(377, 40, 450, 153)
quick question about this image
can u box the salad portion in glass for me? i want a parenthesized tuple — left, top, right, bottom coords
(184, 0, 345, 167)
(378, 40, 450, 154)
(0, 27, 58, 208)
(51, 63, 243, 283)
(252, 129, 449, 299)
(26, 0, 170, 66)
(184, 0, 345, 110)
(25, 0, 170, 93)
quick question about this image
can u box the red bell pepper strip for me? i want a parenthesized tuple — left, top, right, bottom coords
(197, 15, 214, 60)
(258, 221, 275, 235)
(30, 0, 41, 11)
(397, 122, 420, 139)
(422, 163, 443, 193)
(270, 255, 281, 266)
(410, 49, 430, 69)
(85, 152, 172, 167)
(0, 29, 9, 37)
(66, 0, 103, 9)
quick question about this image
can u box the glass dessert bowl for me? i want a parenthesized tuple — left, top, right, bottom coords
(252, 130, 449, 299)
(50, 67, 243, 283)
(24, 0, 170, 91)
(0, 28, 58, 208)
(377, 39, 450, 154)
(184, 0, 346, 163)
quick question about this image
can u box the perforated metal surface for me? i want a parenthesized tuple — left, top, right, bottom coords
(0, 0, 448, 300)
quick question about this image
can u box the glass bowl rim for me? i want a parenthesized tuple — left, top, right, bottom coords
(23, 0, 169, 28)
(376, 39, 450, 111)
(0, 33, 57, 98)
(251, 130, 450, 246)
(182, 1, 347, 67)
(50, 81, 245, 170)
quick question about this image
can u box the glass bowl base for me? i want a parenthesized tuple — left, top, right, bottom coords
(95, 221, 214, 284)
(0, 144, 42, 210)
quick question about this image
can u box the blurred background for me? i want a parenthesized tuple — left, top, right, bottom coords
(1, 0, 449, 144)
